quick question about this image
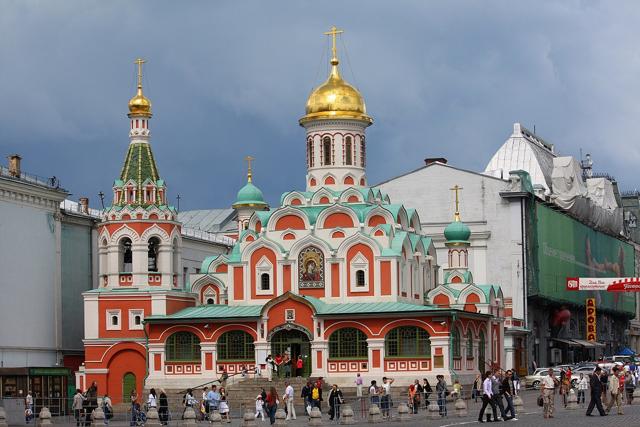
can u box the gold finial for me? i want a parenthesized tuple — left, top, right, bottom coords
(450, 184, 463, 221)
(244, 155, 254, 183)
(135, 58, 145, 90)
(324, 25, 344, 65)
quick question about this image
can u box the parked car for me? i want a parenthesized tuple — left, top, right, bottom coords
(569, 365, 596, 387)
(525, 368, 562, 390)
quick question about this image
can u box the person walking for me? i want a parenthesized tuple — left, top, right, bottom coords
(328, 384, 344, 421)
(472, 374, 482, 403)
(577, 373, 588, 407)
(209, 385, 221, 414)
(266, 354, 275, 382)
(219, 396, 230, 423)
(605, 367, 624, 415)
(311, 382, 321, 409)
(84, 382, 98, 427)
(490, 370, 507, 421)
(158, 389, 168, 425)
(436, 375, 448, 417)
(422, 378, 432, 409)
(284, 381, 296, 420)
(355, 373, 363, 399)
(296, 356, 303, 377)
(102, 395, 113, 426)
(255, 395, 265, 421)
(413, 380, 422, 413)
(301, 382, 312, 416)
(541, 368, 559, 419)
(501, 370, 517, 421)
(265, 386, 279, 425)
(512, 369, 521, 395)
(586, 366, 606, 416)
(600, 369, 609, 407)
(25, 391, 34, 424)
(369, 380, 379, 406)
(72, 389, 85, 427)
(477, 371, 497, 423)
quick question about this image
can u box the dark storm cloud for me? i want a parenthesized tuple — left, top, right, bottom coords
(1, 1, 640, 209)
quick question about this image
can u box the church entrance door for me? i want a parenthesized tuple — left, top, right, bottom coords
(270, 329, 311, 378)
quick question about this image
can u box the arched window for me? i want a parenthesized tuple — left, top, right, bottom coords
(260, 273, 270, 291)
(345, 137, 352, 165)
(323, 136, 332, 166)
(206, 298, 215, 305)
(308, 139, 314, 168)
(217, 331, 255, 361)
(360, 139, 366, 167)
(328, 328, 368, 359)
(356, 270, 366, 287)
(165, 332, 201, 362)
(148, 237, 160, 272)
(466, 331, 473, 358)
(120, 237, 133, 272)
(452, 328, 461, 358)
(385, 326, 431, 357)
(478, 330, 486, 372)
(172, 238, 179, 285)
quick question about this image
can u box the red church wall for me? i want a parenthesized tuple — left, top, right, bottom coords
(298, 287, 325, 298)
(215, 264, 228, 273)
(331, 263, 340, 297)
(266, 299, 314, 334)
(251, 247, 277, 299)
(283, 265, 292, 293)
(166, 297, 195, 315)
(106, 347, 146, 404)
(433, 294, 450, 308)
(323, 213, 354, 229)
(98, 298, 151, 339)
(233, 267, 244, 301)
(380, 261, 391, 295)
(102, 222, 178, 239)
(367, 215, 386, 227)
(274, 215, 305, 230)
(464, 293, 481, 313)
(346, 244, 374, 297)
(344, 176, 355, 185)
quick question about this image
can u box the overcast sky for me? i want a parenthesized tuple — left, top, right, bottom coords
(2, 1, 640, 210)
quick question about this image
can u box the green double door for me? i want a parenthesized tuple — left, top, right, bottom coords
(271, 329, 311, 378)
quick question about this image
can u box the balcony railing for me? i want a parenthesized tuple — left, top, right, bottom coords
(0, 165, 65, 190)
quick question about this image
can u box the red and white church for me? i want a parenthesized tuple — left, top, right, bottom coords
(79, 30, 505, 403)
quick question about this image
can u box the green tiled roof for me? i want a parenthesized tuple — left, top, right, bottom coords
(146, 304, 263, 321)
(113, 142, 164, 207)
(302, 296, 444, 315)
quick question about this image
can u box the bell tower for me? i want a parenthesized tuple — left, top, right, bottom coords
(299, 26, 373, 191)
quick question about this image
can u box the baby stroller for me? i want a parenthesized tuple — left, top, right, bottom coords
(130, 403, 147, 426)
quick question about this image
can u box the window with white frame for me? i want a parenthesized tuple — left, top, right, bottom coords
(106, 309, 121, 330)
(255, 257, 273, 295)
(128, 309, 144, 330)
(350, 252, 369, 292)
(203, 288, 217, 305)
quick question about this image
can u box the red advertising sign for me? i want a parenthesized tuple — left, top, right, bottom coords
(585, 298, 596, 342)
(566, 277, 640, 292)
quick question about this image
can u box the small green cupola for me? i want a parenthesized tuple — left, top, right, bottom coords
(444, 184, 470, 244)
(232, 156, 268, 209)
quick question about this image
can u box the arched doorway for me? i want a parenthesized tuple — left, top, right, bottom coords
(122, 372, 136, 402)
(270, 327, 311, 378)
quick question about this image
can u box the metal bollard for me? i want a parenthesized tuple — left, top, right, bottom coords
(182, 406, 197, 427)
(145, 407, 162, 426)
(427, 400, 440, 420)
(396, 402, 411, 421)
(454, 398, 468, 417)
(37, 407, 52, 426)
(309, 406, 323, 426)
(275, 408, 287, 426)
(0, 406, 7, 427)
(90, 406, 105, 427)
(565, 389, 578, 410)
(367, 404, 382, 424)
(243, 410, 258, 426)
(340, 404, 355, 425)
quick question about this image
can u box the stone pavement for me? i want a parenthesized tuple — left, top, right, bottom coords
(45, 390, 640, 426)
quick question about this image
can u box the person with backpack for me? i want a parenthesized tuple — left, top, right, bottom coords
(102, 394, 113, 425)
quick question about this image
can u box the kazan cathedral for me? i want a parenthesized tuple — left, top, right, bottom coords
(79, 28, 505, 402)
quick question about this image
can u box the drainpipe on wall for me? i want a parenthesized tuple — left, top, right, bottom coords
(143, 322, 150, 387)
(449, 311, 458, 383)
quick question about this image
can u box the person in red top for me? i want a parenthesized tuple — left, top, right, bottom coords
(265, 386, 279, 425)
(275, 354, 283, 378)
(296, 357, 303, 377)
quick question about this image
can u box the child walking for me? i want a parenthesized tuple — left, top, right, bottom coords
(255, 395, 265, 421)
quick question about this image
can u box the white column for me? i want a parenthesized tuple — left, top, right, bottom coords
(430, 336, 451, 381)
(311, 340, 328, 377)
(367, 338, 385, 377)
(132, 242, 148, 285)
(201, 343, 217, 377)
(158, 243, 172, 286)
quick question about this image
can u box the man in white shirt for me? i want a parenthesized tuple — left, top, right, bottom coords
(284, 381, 296, 420)
(541, 368, 558, 419)
(477, 372, 497, 422)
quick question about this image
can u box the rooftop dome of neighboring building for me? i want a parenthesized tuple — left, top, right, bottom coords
(444, 218, 471, 242)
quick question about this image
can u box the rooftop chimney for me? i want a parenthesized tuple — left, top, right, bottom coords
(79, 197, 89, 214)
(7, 154, 22, 178)
(424, 157, 447, 166)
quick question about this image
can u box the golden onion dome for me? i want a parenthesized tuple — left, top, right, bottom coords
(300, 27, 372, 125)
(128, 58, 152, 118)
(128, 87, 152, 117)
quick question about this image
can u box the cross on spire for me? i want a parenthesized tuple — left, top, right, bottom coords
(324, 25, 344, 64)
(135, 58, 146, 89)
(450, 184, 463, 221)
(245, 155, 254, 183)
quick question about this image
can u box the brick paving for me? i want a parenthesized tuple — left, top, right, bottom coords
(47, 390, 640, 426)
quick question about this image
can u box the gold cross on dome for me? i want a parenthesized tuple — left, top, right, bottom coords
(324, 26, 344, 62)
(450, 184, 463, 221)
(245, 155, 254, 183)
(135, 58, 146, 88)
